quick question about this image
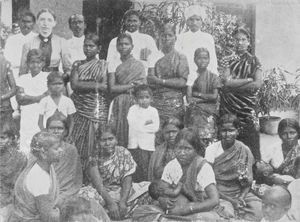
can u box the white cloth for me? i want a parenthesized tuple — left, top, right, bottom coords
(260, 215, 294, 222)
(66, 35, 85, 64)
(106, 30, 160, 73)
(127, 104, 159, 151)
(17, 72, 49, 153)
(175, 30, 218, 86)
(38, 95, 76, 127)
(184, 5, 207, 20)
(161, 158, 216, 192)
(288, 178, 300, 222)
(25, 163, 51, 197)
(205, 141, 224, 164)
(261, 141, 284, 169)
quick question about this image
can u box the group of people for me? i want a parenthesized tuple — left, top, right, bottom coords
(0, 4, 299, 222)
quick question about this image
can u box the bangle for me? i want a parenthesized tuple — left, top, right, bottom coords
(247, 78, 252, 82)
(162, 79, 166, 85)
(189, 204, 194, 213)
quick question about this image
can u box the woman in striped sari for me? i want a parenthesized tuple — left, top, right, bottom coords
(70, 33, 108, 180)
(108, 33, 146, 147)
(219, 27, 263, 160)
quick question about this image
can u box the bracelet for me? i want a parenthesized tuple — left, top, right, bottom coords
(189, 204, 194, 213)
(162, 79, 166, 85)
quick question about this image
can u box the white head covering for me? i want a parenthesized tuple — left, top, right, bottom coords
(184, 5, 207, 20)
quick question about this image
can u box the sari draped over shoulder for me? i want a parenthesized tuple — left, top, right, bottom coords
(70, 58, 108, 177)
(220, 52, 262, 160)
(8, 156, 58, 222)
(277, 144, 300, 176)
(53, 142, 83, 206)
(0, 147, 27, 207)
(109, 56, 146, 147)
(152, 50, 189, 124)
(148, 143, 176, 181)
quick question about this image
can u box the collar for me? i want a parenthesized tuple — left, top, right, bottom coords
(39, 33, 52, 43)
(125, 30, 139, 36)
(72, 35, 84, 40)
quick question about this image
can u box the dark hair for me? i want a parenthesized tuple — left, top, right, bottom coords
(294, 156, 300, 173)
(133, 84, 152, 97)
(117, 33, 133, 45)
(47, 71, 64, 85)
(84, 33, 101, 47)
(68, 14, 85, 27)
(162, 116, 184, 130)
(26, 49, 45, 64)
(278, 118, 300, 139)
(37, 8, 56, 21)
(161, 23, 176, 35)
(148, 180, 163, 200)
(59, 196, 92, 222)
(20, 10, 36, 23)
(123, 9, 141, 21)
(233, 27, 251, 40)
(0, 119, 17, 140)
(217, 114, 240, 129)
(46, 109, 69, 131)
(98, 124, 117, 139)
(175, 128, 203, 155)
(194, 47, 210, 59)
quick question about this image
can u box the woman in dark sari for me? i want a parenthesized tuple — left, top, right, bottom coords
(108, 33, 146, 147)
(219, 27, 262, 160)
(70, 33, 108, 177)
(147, 24, 189, 125)
(186, 48, 221, 147)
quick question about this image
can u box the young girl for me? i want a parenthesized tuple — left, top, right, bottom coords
(38, 71, 76, 130)
(16, 49, 49, 153)
(127, 84, 159, 182)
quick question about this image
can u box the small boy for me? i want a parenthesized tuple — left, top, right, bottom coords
(127, 84, 159, 182)
(38, 71, 76, 130)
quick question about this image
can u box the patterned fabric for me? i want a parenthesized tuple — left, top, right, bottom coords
(152, 50, 189, 124)
(277, 144, 300, 176)
(220, 51, 262, 160)
(0, 55, 13, 113)
(109, 56, 146, 147)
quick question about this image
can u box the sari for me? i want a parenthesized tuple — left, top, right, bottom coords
(8, 156, 58, 222)
(220, 52, 262, 160)
(108, 56, 146, 147)
(212, 140, 263, 221)
(70, 58, 109, 174)
(53, 142, 83, 207)
(79, 146, 150, 218)
(185, 70, 221, 147)
(152, 50, 189, 124)
(0, 146, 27, 207)
(276, 144, 300, 176)
(148, 142, 176, 181)
(134, 156, 222, 222)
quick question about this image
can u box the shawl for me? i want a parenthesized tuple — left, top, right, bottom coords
(277, 144, 300, 176)
(0, 55, 13, 112)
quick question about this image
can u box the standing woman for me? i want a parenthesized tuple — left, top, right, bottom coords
(108, 33, 146, 147)
(147, 24, 189, 124)
(69, 33, 108, 179)
(219, 27, 262, 160)
(19, 8, 71, 79)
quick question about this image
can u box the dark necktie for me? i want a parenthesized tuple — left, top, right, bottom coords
(39, 34, 52, 69)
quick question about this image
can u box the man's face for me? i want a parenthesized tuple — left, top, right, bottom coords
(69, 16, 85, 37)
(19, 15, 35, 35)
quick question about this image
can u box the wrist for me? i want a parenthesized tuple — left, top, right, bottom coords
(189, 203, 194, 213)
(161, 79, 166, 85)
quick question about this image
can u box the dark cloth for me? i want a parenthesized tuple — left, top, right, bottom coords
(220, 51, 262, 160)
(0, 55, 13, 113)
(130, 148, 153, 183)
(39, 34, 52, 69)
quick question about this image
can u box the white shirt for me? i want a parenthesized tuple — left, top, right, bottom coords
(205, 141, 225, 164)
(127, 104, 159, 151)
(66, 35, 85, 64)
(261, 142, 284, 169)
(4, 32, 36, 68)
(161, 158, 216, 192)
(39, 95, 76, 127)
(106, 30, 160, 73)
(26, 163, 51, 197)
(175, 30, 218, 86)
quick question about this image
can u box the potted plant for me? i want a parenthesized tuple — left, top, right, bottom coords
(257, 67, 298, 134)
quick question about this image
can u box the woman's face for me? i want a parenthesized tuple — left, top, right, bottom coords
(124, 14, 141, 33)
(45, 140, 63, 163)
(99, 132, 117, 156)
(19, 15, 35, 35)
(0, 132, 12, 152)
(83, 39, 99, 59)
(161, 29, 176, 49)
(194, 51, 210, 70)
(117, 37, 133, 57)
(280, 126, 298, 147)
(175, 139, 196, 166)
(234, 32, 250, 54)
(47, 120, 66, 140)
(186, 15, 202, 32)
(220, 123, 238, 148)
(37, 12, 56, 36)
(163, 124, 179, 145)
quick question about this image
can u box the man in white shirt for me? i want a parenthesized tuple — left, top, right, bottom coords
(175, 5, 218, 86)
(106, 10, 160, 74)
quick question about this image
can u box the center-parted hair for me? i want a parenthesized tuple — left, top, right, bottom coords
(194, 47, 210, 59)
(84, 33, 101, 47)
(162, 116, 184, 130)
(277, 118, 300, 138)
(37, 8, 56, 21)
(117, 33, 133, 45)
(46, 109, 69, 131)
(217, 113, 241, 129)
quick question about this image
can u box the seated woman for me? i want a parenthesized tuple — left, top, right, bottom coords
(8, 131, 63, 222)
(133, 128, 221, 222)
(205, 114, 263, 221)
(79, 126, 150, 221)
(148, 117, 183, 181)
(46, 110, 83, 207)
(260, 118, 300, 185)
(0, 120, 27, 209)
(185, 47, 221, 147)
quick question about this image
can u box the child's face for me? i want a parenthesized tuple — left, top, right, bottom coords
(83, 39, 99, 59)
(117, 37, 133, 57)
(28, 57, 44, 74)
(48, 78, 64, 96)
(136, 90, 151, 108)
(157, 180, 171, 197)
(262, 193, 289, 221)
(194, 51, 210, 70)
